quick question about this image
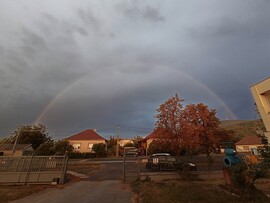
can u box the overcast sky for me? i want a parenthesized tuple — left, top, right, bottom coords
(1, 0, 270, 139)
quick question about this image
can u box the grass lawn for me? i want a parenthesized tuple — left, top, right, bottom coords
(0, 178, 70, 203)
(131, 179, 270, 203)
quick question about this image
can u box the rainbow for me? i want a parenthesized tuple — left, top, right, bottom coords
(34, 64, 237, 124)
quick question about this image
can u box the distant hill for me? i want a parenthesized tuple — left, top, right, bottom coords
(220, 119, 266, 142)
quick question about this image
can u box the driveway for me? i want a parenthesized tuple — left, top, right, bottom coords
(11, 180, 134, 203)
(11, 160, 136, 203)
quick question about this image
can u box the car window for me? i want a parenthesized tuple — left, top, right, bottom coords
(167, 156, 176, 162)
(158, 156, 166, 161)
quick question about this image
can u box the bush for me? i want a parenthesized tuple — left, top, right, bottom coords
(228, 157, 268, 189)
(92, 143, 107, 158)
(68, 152, 96, 159)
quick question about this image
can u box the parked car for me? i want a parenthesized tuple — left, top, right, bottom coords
(145, 153, 198, 172)
(123, 149, 139, 157)
(146, 153, 176, 171)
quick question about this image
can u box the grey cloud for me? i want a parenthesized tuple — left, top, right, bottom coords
(75, 26, 89, 36)
(77, 8, 100, 31)
(143, 5, 165, 22)
(115, 1, 165, 23)
(1, 0, 270, 139)
(42, 13, 59, 24)
(1, 82, 13, 89)
(4, 52, 28, 75)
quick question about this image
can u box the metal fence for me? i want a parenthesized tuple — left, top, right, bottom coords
(0, 155, 68, 185)
(123, 155, 224, 182)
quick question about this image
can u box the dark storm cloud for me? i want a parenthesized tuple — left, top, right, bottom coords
(0, 0, 270, 139)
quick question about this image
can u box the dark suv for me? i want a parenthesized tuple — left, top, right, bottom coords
(146, 153, 176, 171)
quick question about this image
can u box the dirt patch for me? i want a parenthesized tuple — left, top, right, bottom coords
(131, 178, 270, 203)
(255, 179, 270, 197)
(0, 184, 58, 203)
(0, 172, 85, 203)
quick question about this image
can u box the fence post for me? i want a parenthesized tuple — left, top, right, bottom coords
(137, 156, 140, 180)
(60, 155, 69, 184)
(24, 154, 34, 185)
(122, 155, 125, 182)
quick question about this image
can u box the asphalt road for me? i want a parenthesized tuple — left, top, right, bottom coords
(87, 162, 123, 181)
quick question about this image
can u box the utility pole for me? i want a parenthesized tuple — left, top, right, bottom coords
(116, 125, 120, 156)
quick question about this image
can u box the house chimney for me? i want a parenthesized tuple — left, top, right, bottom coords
(93, 129, 97, 132)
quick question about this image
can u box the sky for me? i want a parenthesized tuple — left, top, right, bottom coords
(0, 0, 270, 139)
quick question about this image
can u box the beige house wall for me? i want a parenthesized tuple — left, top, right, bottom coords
(146, 138, 154, 148)
(68, 140, 106, 153)
(236, 144, 264, 153)
(146, 138, 155, 155)
(119, 139, 133, 147)
(250, 77, 270, 143)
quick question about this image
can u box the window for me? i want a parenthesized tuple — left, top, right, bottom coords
(88, 143, 93, 151)
(72, 143, 81, 150)
(265, 91, 270, 112)
(261, 91, 270, 114)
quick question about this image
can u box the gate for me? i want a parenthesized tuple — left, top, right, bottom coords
(0, 155, 68, 185)
(122, 155, 139, 182)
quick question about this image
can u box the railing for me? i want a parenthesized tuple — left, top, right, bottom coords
(123, 155, 225, 182)
(0, 155, 68, 185)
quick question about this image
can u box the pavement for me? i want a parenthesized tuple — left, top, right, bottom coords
(11, 171, 135, 203)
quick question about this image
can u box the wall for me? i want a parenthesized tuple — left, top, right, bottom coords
(68, 140, 106, 153)
(250, 77, 270, 143)
(236, 144, 264, 153)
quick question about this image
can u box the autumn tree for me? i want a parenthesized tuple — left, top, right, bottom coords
(147, 139, 174, 155)
(155, 94, 185, 155)
(182, 103, 221, 159)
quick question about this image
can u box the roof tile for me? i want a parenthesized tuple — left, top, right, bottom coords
(65, 129, 107, 141)
(235, 135, 262, 145)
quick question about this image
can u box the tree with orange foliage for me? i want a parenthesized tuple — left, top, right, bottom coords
(155, 94, 185, 155)
(155, 95, 232, 157)
(182, 103, 221, 159)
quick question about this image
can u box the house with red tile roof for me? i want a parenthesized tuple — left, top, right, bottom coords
(65, 129, 107, 153)
(235, 135, 263, 153)
(138, 128, 166, 155)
